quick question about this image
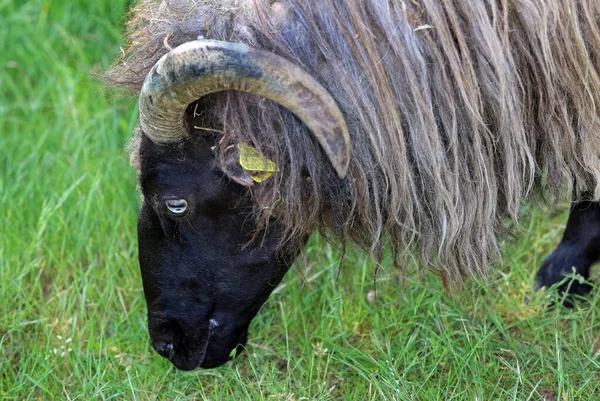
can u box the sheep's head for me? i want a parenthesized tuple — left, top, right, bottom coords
(137, 132, 305, 369)
(136, 40, 350, 369)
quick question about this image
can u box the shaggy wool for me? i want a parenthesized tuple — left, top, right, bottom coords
(107, 0, 600, 283)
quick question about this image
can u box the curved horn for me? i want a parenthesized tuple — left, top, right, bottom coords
(138, 40, 350, 178)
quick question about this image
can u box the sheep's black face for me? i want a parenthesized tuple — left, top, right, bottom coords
(137, 134, 300, 370)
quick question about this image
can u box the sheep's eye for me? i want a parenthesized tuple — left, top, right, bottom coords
(165, 199, 188, 215)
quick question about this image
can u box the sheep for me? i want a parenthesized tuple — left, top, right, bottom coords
(106, 0, 600, 369)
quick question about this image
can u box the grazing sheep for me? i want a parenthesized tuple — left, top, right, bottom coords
(106, 0, 600, 369)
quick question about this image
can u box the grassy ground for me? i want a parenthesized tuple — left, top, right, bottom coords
(2, 1, 600, 400)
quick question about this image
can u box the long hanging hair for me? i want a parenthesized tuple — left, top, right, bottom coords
(107, 0, 600, 283)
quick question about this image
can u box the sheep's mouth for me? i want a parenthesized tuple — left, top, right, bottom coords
(171, 339, 210, 371)
(151, 318, 219, 371)
(198, 320, 250, 369)
(179, 319, 222, 370)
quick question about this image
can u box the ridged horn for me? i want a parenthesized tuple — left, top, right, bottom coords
(138, 39, 350, 178)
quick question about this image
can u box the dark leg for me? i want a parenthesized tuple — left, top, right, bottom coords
(535, 199, 600, 299)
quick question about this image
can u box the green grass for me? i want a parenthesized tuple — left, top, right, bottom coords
(2, 1, 600, 399)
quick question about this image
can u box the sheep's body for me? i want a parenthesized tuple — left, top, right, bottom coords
(110, 0, 600, 281)
(109, 0, 600, 370)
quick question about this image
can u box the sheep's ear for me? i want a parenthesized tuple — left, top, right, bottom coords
(212, 143, 254, 187)
(226, 162, 256, 187)
(215, 142, 279, 187)
(237, 143, 279, 182)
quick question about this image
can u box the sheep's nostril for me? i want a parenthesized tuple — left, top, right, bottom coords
(154, 341, 175, 360)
